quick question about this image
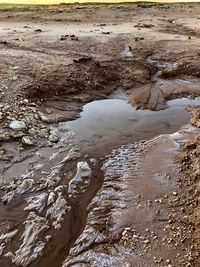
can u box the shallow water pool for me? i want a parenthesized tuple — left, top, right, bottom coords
(59, 97, 200, 155)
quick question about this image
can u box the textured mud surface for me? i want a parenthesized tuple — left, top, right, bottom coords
(64, 128, 199, 267)
(0, 2, 200, 267)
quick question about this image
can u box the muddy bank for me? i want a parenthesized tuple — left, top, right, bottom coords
(63, 126, 200, 267)
(172, 108, 200, 265)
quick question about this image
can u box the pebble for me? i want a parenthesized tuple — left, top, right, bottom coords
(22, 136, 33, 145)
(9, 120, 27, 131)
(49, 134, 59, 142)
(3, 104, 11, 112)
(12, 76, 18, 81)
(90, 158, 97, 165)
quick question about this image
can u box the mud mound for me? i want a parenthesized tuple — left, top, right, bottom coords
(24, 60, 153, 100)
(161, 59, 200, 79)
(161, 23, 200, 38)
(191, 108, 200, 128)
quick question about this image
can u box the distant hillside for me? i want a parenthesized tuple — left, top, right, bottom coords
(0, 0, 200, 5)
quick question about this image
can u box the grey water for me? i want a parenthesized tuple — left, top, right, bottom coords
(59, 96, 200, 154)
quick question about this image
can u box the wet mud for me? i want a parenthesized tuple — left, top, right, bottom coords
(63, 128, 196, 267)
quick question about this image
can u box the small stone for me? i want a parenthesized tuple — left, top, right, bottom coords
(45, 108, 52, 114)
(2, 104, 11, 112)
(12, 76, 18, 81)
(11, 131, 25, 139)
(12, 66, 19, 70)
(9, 120, 27, 131)
(45, 235, 52, 242)
(35, 28, 42, 32)
(90, 158, 97, 165)
(49, 134, 59, 142)
(22, 136, 33, 145)
(23, 99, 29, 104)
(39, 128, 49, 138)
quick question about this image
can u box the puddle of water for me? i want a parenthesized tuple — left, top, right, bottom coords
(59, 97, 200, 155)
(168, 96, 200, 106)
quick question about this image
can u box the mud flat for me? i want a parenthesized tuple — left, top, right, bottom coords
(0, 2, 200, 267)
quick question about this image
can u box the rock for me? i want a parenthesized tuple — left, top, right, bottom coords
(48, 129, 59, 142)
(49, 134, 59, 142)
(45, 235, 52, 242)
(101, 31, 111, 34)
(143, 239, 150, 244)
(90, 158, 97, 165)
(39, 113, 49, 123)
(23, 99, 29, 104)
(39, 129, 49, 138)
(22, 136, 33, 145)
(2, 104, 11, 112)
(68, 161, 92, 199)
(28, 127, 37, 136)
(11, 131, 25, 139)
(45, 108, 52, 114)
(35, 29, 42, 32)
(60, 35, 68, 41)
(0, 41, 8, 45)
(73, 56, 92, 63)
(12, 76, 18, 81)
(70, 34, 78, 41)
(9, 120, 27, 131)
